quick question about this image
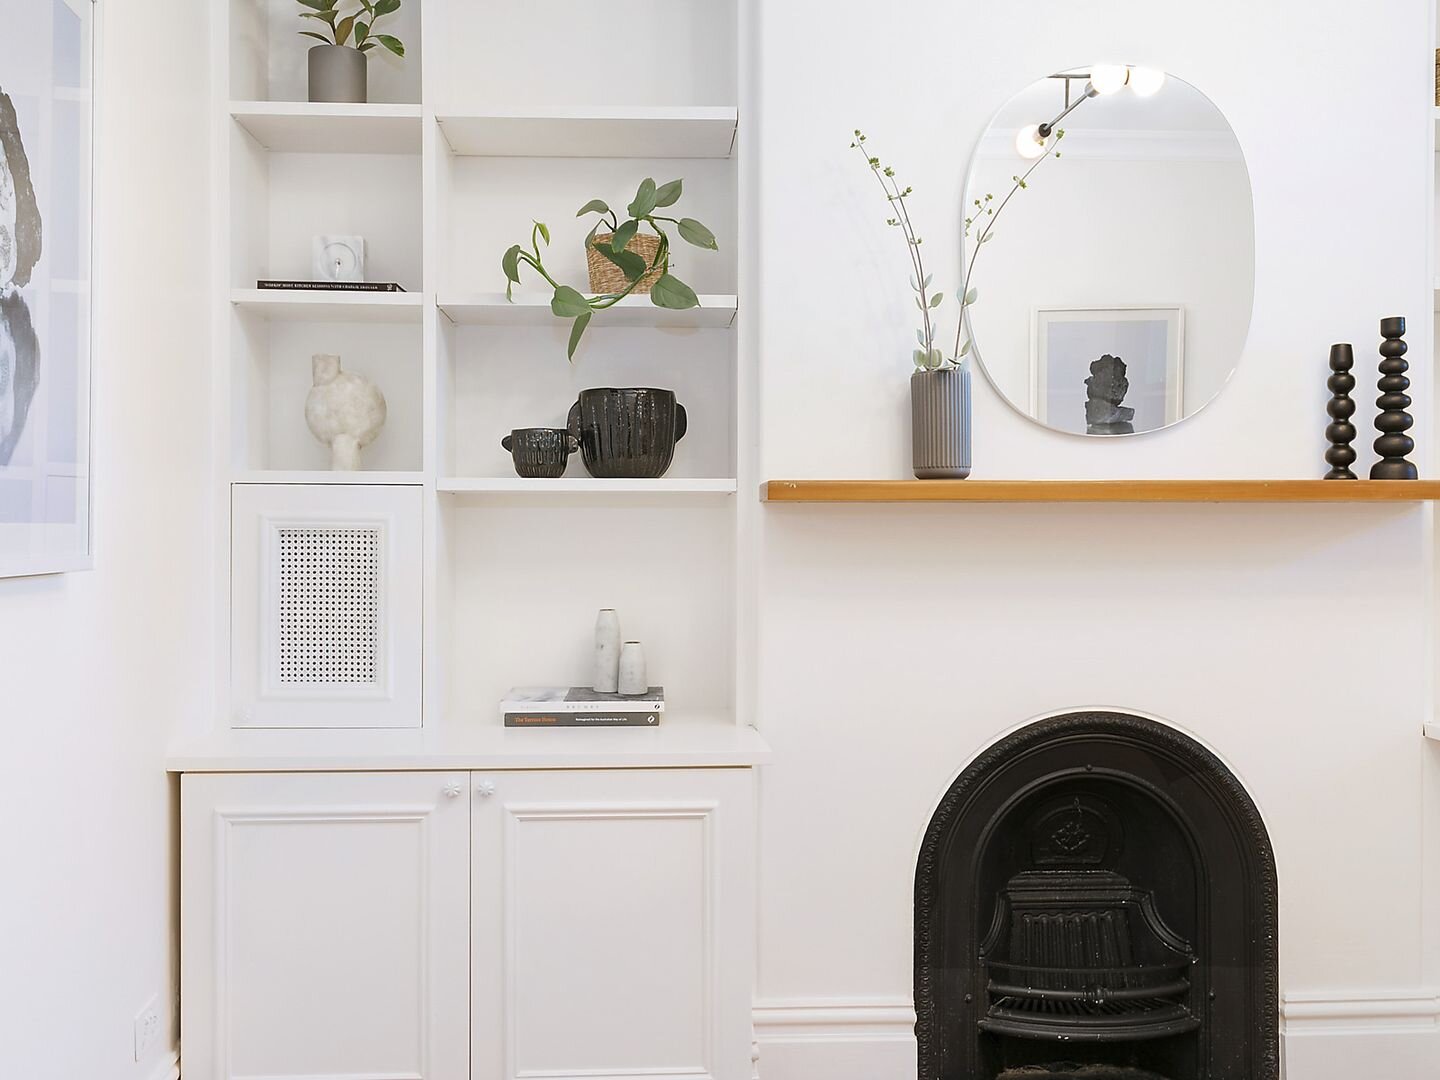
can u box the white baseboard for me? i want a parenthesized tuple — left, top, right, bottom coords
(146, 1046, 180, 1080)
(751, 992, 1440, 1080)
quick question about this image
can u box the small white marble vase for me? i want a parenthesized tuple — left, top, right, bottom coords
(618, 641, 647, 697)
(593, 609, 621, 693)
(304, 354, 387, 471)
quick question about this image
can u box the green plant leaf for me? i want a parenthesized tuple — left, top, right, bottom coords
(914, 349, 927, 368)
(536, 221, 551, 245)
(357, 42, 377, 51)
(610, 220, 639, 254)
(301, 10, 338, 24)
(628, 178, 658, 219)
(958, 340, 972, 358)
(677, 218, 718, 251)
(300, 30, 333, 42)
(654, 179, 683, 208)
(650, 274, 699, 310)
(964, 288, 978, 304)
(551, 285, 593, 319)
(576, 199, 610, 218)
(376, 34, 405, 56)
(334, 13, 355, 44)
(373, 0, 401, 15)
(502, 245, 523, 285)
(567, 312, 592, 361)
(595, 245, 648, 282)
(354, 20, 369, 43)
(929, 294, 943, 308)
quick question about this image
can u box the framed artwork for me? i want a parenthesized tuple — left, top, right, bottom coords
(0, 0, 94, 577)
(1031, 306, 1185, 437)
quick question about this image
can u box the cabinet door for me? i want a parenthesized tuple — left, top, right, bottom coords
(181, 771, 470, 1080)
(471, 768, 756, 1080)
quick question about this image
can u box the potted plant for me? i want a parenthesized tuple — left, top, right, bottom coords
(500, 177, 719, 361)
(297, 0, 406, 104)
(850, 128, 1062, 478)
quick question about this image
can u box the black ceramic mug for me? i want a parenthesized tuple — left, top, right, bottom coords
(501, 427, 580, 478)
(567, 388, 689, 479)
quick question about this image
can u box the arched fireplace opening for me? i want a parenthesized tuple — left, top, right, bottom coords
(914, 712, 1278, 1080)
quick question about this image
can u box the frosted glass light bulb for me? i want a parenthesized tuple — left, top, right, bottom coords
(1089, 64, 1129, 95)
(1128, 66, 1166, 97)
(1015, 123, 1047, 159)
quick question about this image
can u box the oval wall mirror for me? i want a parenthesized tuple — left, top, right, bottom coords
(962, 67, 1254, 436)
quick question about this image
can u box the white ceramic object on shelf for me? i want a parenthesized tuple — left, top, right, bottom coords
(618, 641, 647, 696)
(593, 609, 621, 693)
(314, 235, 366, 281)
(304, 354, 387, 471)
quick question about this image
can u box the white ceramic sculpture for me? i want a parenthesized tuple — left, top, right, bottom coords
(618, 641, 647, 696)
(594, 609, 621, 693)
(304, 354, 387, 471)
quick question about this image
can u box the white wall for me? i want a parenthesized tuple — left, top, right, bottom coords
(0, 2, 211, 1077)
(750, 0, 1440, 1075)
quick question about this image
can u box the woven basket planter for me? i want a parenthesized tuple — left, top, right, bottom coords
(586, 232, 663, 295)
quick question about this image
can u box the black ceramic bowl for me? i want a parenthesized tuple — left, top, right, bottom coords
(502, 427, 580, 478)
(567, 388, 689, 479)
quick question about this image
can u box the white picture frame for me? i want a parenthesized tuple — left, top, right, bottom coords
(0, 0, 96, 577)
(1031, 305, 1186, 436)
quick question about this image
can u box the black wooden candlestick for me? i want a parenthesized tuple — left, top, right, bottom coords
(1324, 343, 1358, 479)
(1370, 316, 1418, 479)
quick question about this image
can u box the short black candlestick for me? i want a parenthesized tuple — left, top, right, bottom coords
(1324, 343, 1358, 479)
(1370, 316, 1418, 480)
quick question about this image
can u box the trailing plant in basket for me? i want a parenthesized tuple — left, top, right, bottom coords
(296, 0, 406, 56)
(501, 177, 719, 360)
(850, 128, 1062, 371)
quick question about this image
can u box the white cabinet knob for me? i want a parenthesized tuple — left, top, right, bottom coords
(475, 779, 497, 798)
(443, 783, 463, 799)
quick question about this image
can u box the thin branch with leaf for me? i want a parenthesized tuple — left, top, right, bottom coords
(852, 127, 1063, 371)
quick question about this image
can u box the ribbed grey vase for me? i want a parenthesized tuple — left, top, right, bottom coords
(308, 45, 367, 104)
(911, 367, 972, 479)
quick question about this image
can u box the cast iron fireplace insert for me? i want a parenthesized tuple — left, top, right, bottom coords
(914, 712, 1278, 1080)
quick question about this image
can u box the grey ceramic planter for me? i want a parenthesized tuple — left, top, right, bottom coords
(308, 45, 367, 104)
(911, 367, 972, 479)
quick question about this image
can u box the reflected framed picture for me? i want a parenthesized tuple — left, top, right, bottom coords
(0, 0, 94, 577)
(1031, 305, 1185, 437)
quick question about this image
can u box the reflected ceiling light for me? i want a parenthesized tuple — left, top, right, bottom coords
(1128, 66, 1166, 97)
(1089, 64, 1129, 95)
(1015, 123, 1048, 160)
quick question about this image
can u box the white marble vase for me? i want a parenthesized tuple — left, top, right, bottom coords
(304, 353, 387, 471)
(618, 641, 647, 696)
(593, 609, 621, 693)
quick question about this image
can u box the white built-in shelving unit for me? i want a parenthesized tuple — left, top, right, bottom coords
(212, 0, 749, 735)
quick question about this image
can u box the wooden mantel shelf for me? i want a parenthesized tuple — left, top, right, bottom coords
(761, 480, 1440, 503)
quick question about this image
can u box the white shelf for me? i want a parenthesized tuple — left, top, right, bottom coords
(231, 101, 424, 154)
(438, 292, 738, 329)
(439, 477, 738, 497)
(437, 106, 738, 159)
(231, 289, 424, 323)
(167, 716, 770, 772)
(232, 471, 426, 486)
(1425, 721, 1440, 741)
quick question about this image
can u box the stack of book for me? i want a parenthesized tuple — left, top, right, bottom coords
(256, 279, 406, 293)
(501, 687, 665, 728)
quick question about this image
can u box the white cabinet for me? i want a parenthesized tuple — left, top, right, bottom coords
(471, 769, 756, 1080)
(181, 766, 757, 1080)
(180, 771, 471, 1080)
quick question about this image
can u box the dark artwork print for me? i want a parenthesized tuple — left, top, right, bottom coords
(0, 87, 42, 468)
(1084, 354, 1135, 435)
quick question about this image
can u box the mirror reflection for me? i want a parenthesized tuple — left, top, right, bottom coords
(963, 67, 1254, 436)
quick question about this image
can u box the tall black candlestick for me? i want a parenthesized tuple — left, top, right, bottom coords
(1324, 343, 1357, 479)
(1370, 316, 1418, 479)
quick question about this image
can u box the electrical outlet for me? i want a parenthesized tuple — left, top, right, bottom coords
(133, 995, 161, 1063)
